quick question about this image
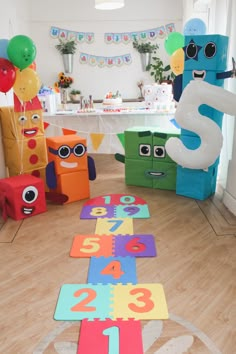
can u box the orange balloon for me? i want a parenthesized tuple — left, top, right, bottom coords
(29, 61, 37, 71)
(170, 48, 184, 76)
(13, 68, 41, 101)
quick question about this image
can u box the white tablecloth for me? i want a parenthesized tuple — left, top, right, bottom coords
(43, 110, 178, 154)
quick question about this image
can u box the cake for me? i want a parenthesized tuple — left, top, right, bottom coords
(103, 91, 122, 105)
(143, 83, 175, 112)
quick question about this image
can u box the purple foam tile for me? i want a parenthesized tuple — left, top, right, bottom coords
(80, 205, 115, 219)
(114, 234, 157, 257)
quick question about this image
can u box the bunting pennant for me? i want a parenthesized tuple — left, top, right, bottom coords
(43, 122, 50, 130)
(62, 128, 77, 135)
(90, 133, 105, 151)
(50, 26, 95, 44)
(117, 133, 125, 148)
(79, 52, 132, 67)
(104, 23, 175, 44)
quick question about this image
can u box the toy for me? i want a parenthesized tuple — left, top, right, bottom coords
(115, 126, 180, 190)
(172, 34, 235, 200)
(0, 94, 47, 179)
(46, 135, 96, 203)
(0, 174, 46, 221)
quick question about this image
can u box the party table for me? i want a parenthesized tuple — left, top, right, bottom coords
(43, 104, 178, 154)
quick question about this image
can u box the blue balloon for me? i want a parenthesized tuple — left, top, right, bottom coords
(0, 39, 10, 59)
(183, 18, 207, 35)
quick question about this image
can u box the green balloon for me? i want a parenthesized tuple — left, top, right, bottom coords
(164, 32, 184, 56)
(7, 35, 36, 70)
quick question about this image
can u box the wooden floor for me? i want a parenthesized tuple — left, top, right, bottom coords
(0, 154, 235, 354)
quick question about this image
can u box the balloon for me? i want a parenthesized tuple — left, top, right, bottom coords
(183, 18, 207, 35)
(13, 68, 41, 101)
(170, 48, 184, 75)
(164, 32, 184, 56)
(0, 39, 10, 59)
(7, 35, 36, 70)
(0, 58, 16, 93)
(165, 80, 236, 169)
(29, 61, 37, 71)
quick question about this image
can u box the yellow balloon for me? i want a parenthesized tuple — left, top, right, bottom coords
(13, 68, 41, 101)
(170, 48, 184, 76)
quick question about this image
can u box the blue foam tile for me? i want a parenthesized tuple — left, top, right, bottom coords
(88, 256, 137, 285)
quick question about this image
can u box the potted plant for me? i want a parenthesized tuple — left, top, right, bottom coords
(147, 56, 175, 84)
(133, 39, 159, 71)
(69, 89, 81, 102)
(54, 72, 74, 104)
(55, 38, 77, 74)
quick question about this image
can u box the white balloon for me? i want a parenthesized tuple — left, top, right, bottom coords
(165, 80, 236, 169)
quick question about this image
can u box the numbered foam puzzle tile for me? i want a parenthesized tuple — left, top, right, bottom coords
(111, 283, 169, 320)
(95, 218, 134, 235)
(70, 234, 113, 258)
(83, 194, 148, 206)
(114, 204, 150, 218)
(77, 318, 144, 354)
(114, 234, 157, 257)
(88, 256, 137, 284)
(80, 205, 115, 219)
(54, 284, 112, 321)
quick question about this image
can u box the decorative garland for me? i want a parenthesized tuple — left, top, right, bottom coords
(50, 26, 95, 44)
(104, 23, 175, 44)
(50, 23, 175, 45)
(79, 52, 132, 67)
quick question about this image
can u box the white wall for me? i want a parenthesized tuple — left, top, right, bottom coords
(30, 0, 183, 99)
(0, 0, 31, 178)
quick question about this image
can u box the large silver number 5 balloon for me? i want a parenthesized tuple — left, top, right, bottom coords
(165, 80, 236, 169)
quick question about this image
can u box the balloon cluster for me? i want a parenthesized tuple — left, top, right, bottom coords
(0, 35, 40, 101)
(164, 18, 207, 76)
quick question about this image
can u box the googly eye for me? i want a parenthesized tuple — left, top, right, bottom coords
(73, 143, 86, 157)
(154, 145, 165, 158)
(204, 42, 216, 58)
(58, 145, 70, 159)
(22, 186, 38, 204)
(186, 41, 198, 59)
(18, 115, 27, 125)
(31, 114, 40, 122)
(139, 144, 151, 156)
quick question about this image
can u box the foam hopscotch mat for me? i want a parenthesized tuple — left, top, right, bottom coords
(54, 193, 168, 353)
(54, 283, 168, 321)
(70, 234, 157, 258)
(80, 194, 150, 219)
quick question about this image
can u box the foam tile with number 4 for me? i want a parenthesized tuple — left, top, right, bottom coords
(88, 256, 137, 284)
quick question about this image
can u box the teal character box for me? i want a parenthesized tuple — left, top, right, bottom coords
(115, 126, 180, 191)
(173, 34, 234, 200)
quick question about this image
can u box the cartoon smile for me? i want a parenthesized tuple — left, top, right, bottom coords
(60, 161, 78, 168)
(146, 171, 166, 178)
(21, 206, 35, 215)
(21, 128, 38, 137)
(192, 70, 206, 80)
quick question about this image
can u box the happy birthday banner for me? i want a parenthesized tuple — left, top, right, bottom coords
(50, 26, 95, 44)
(79, 52, 132, 67)
(104, 23, 176, 44)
